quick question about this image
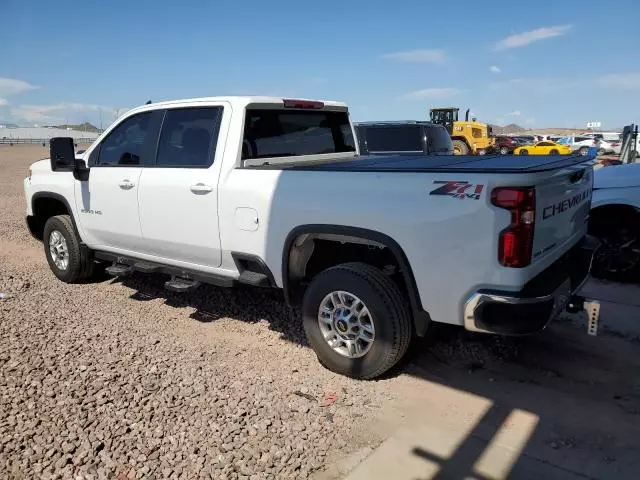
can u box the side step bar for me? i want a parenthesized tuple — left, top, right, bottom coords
(94, 252, 234, 289)
(95, 251, 277, 292)
(105, 263, 134, 277)
(165, 277, 201, 293)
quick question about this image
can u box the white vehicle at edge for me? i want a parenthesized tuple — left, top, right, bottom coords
(557, 135, 615, 155)
(589, 164, 640, 281)
(24, 96, 598, 379)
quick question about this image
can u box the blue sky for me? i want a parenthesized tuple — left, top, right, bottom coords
(1, 0, 639, 129)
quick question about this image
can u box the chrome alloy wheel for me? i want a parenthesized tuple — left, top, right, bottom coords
(317, 291, 375, 358)
(49, 230, 69, 270)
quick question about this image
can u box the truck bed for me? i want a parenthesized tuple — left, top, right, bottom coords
(260, 153, 594, 173)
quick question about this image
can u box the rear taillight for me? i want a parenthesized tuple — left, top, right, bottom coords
(283, 99, 324, 109)
(491, 187, 536, 268)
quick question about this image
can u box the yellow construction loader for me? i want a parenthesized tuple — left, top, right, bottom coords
(429, 107, 494, 155)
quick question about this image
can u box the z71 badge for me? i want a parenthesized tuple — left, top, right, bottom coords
(429, 181, 485, 200)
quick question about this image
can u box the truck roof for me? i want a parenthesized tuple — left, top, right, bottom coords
(123, 96, 348, 117)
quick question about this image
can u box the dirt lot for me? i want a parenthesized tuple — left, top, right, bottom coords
(1, 145, 640, 480)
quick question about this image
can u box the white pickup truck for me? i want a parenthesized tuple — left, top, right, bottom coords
(24, 96, 599, 379)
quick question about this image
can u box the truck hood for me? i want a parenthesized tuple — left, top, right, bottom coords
(31, 158, 52, 172)
(594, 164, 640, 189)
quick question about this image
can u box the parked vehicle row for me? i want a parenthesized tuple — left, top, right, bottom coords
(25, 96, 599, 379)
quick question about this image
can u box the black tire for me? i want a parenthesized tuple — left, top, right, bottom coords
(302, 262, 413, 379)
(589, 209, 640, 283)
(579, 146, 589, 156)
(452, 139, 469, 155)
(43, 215, 94, 283)
(499, 146, 509, 155)
(519, 149, 529, 155)
(549, 149, 559, 155)
(597, 148, 606, 156)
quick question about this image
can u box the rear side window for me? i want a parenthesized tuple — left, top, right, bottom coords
(365, 126, 423, 152)
(242, 109, 356, 160)
(426, 126, 452, 153)
(156, 107, 223, 167)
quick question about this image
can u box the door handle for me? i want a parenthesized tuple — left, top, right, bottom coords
(118, 180, 135, 190)
(190, 183, 214, 194)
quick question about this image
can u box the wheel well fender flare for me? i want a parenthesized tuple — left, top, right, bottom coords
(31, 192, 79, 234)
(282, 224, 430, 335)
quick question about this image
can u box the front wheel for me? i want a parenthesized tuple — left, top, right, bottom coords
(549, 149, 559, 155)
(579, 146, 589, 156)
(43, 215, 94, 283)
(499, 147, 509, 155)
(302, 262, 413, 379)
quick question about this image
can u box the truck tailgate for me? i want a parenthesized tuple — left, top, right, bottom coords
(532, 164, 592, 262)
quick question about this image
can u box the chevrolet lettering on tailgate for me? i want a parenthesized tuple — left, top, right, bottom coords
(542, 189, 591, 220)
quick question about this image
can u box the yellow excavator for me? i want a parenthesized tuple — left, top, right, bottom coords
(429, 107, 494, 155)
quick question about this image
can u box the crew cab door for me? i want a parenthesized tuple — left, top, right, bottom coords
(74, 110, 163, 250)
(137, 105, 227, 267)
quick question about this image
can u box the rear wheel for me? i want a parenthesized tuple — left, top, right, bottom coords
(499, 146, 509, 155)
(302, 262, 413, 379)
(43, 215, 94, 283)
(452, 140, 469, 155)
(597, 148, 606, 156)
(589, 209, 640, 283)
(579, 146, 589, 156)
(519, 149, 529, 155)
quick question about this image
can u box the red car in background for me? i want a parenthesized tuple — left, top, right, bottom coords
(493, 135, 517, 155)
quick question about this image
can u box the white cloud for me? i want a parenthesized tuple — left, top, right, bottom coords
(10, 102, 115, 124)
(596, 73, 640, 89)
(382, 49, 445, 63)
(506, 110, 521, 116)
(0, 77, 39, 97)
(494, 25, 572, 50)
(0, 97, 8, 106)
(490, 66, 501, 74)
(402, 87, 464, 100)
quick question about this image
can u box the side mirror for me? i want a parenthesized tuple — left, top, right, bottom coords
(50, 137, 75, 171)
(49, 137, 90, 181)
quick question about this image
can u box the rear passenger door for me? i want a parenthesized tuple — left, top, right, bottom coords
(137, 104, 229, 267)
(364, 126, 426, 155)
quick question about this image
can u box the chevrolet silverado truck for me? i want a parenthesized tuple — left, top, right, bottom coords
(24, 96, 599, 379)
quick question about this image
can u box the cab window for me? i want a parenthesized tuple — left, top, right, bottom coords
(91, 111, 163, 166)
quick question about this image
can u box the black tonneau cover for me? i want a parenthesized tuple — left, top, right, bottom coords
(270, 153, 594, 174)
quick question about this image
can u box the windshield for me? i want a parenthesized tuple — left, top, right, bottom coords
(556, 136, 571, 145)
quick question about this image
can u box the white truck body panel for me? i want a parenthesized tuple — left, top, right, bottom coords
(592, 164, 640, 209)
(24, 96, 595, 329)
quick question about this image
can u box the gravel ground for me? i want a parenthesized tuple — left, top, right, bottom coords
(0, 147, 399, 479)
(2, 146, 640, 480)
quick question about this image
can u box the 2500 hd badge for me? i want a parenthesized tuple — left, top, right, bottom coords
(542, 189, 591, 220)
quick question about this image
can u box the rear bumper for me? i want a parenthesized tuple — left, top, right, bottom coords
(464, 236, 599, 335)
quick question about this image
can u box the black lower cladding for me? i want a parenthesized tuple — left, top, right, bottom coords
(473, 235, 598, 335)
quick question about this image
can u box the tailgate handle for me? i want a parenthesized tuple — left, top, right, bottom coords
(569, 170, 585, 183)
